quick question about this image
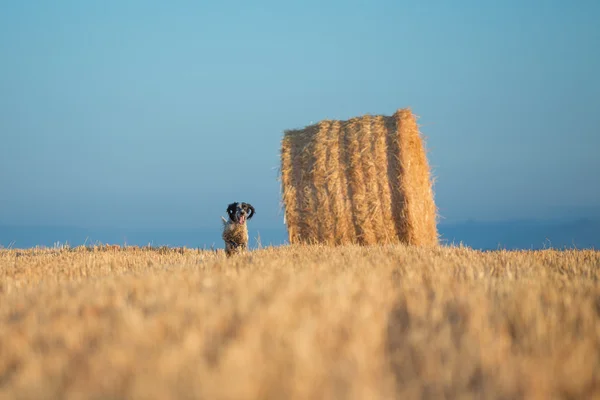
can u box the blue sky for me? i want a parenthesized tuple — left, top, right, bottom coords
(1, 0, 599, 231)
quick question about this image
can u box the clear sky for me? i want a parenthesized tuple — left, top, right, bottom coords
(1, 0, 599, 231)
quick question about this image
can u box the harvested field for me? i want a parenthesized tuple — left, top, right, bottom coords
(281, 109, 438, 246)
(1, 245, 600, 399)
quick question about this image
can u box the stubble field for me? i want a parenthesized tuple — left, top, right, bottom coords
(1, 245, 599, 399)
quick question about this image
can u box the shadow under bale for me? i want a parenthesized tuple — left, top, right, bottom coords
(386, 296, 495, 399)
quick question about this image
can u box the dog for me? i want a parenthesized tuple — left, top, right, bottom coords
(221, 202, 255, 256)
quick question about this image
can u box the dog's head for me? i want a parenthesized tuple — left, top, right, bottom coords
(226, 202, 255, 225)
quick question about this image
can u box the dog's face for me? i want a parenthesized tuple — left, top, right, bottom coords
(226, 202, 255, 224)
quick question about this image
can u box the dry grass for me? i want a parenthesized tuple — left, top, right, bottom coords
(281, 109, 438, 246)
(1, 245, 599, 399)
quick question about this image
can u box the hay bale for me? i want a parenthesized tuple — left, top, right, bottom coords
(280, 109, 438, 246)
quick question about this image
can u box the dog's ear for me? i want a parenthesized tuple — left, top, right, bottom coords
(242, 203, 255, 220)
(227, 203, 237, 222)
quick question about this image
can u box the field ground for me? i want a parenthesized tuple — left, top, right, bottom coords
(1, 245, 599, 399)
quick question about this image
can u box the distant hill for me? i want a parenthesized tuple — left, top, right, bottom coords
(438, 218, 599, 250)
(0, 225, 289, 250)
(1, 219, 598, 250)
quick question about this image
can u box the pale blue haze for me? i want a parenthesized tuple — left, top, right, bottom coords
(1, 1, 599, 247)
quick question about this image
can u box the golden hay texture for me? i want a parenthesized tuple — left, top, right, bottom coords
(1, 245, 600, 399)
(281, 109, 438, 246)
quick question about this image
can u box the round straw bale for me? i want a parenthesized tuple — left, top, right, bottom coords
(280, 109, 438, 246)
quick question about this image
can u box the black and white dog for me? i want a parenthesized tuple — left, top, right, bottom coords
(221, 202, 255, 256)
